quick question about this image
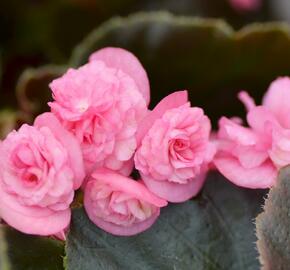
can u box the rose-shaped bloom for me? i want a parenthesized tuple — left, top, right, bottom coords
(134, 91, 215, 202)
(49, 47, 149, 175)
(214, 77, 290, 188)
(84, 169, 167, 236)
(0, 113, 85, 235)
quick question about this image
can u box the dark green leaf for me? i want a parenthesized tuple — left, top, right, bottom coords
(16, 65, 66, 120)
(256, 166, 290, 270)
(70, 12, 290, 124)
(0, 225, 64, 270)
(66, 173, 265, 270)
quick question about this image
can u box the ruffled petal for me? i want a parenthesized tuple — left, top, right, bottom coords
(246, 106, 278, 133)
(89, 47, 150, 105)
(136, 91, 188, 145)
(0, 183, 71, 236)
(85, 198, 160, 236)
(34, 113, 85, 189)
(218, 117, 257, 145)
(91, 169, 167, 207)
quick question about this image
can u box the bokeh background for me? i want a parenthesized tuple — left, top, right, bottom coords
(1, 0, 290, 134)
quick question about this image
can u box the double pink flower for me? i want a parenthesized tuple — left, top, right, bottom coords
(135, 91, 215, 202)
(49, 48, 149, 176)
(214, 77, 290, 188)
(0, 113, 85, 236)
(84, 169, 167, 236)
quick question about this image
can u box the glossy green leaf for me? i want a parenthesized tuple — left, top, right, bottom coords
(0, 225, 64, 270)
(16, 65, 66, 120)
(70, 12, 290, 124)
(256, 166, 290, 270)
(66, 173, 265, 270)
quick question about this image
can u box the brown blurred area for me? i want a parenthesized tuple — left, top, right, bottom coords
(0, 0, 275, 106)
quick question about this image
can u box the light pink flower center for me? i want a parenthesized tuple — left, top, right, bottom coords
(173, 138, 190, 151)
(76, 100, 89, 113)
(169, 136, 194, 161)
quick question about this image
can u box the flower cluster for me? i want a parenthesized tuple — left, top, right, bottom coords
(0, 47, 287, 238)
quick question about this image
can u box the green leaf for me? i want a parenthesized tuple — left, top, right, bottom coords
(70, 12, 290, 123)
(256, 166, 290, 270)
(16, 65, 66, 120)
(20, 12, 290, 123)
(0, 225, 64, 270)
(66, 173, 265, 270)
(0, 0, 267, 64)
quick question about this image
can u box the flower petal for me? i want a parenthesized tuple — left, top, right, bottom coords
(246, 106, 278, 133)
(136, 91, 188, 145)
(262, 77, 290, 129)
(0, 183, 71, 236)
(238, 91, 256, 112)
(214, 156, 276, 188)
(141, 172, 206, 203)
(218, 117, 257, 145)
(89, 47, 150, 105)
(34, 113, 85, 189)
(92, 169, 167, 207)
(85, 197, 160, 236)
(235, 146, 268, 169)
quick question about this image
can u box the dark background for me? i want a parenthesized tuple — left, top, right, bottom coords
(0, 0, 290, 129)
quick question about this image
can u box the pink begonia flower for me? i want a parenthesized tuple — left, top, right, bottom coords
(49, 47, 149, 175)
(134, 91, 215, 203)
(229, 0, 261, 12)
(214, 77, 290, 189)
(0, 113, 85, 236)
(84, 169, 167, 236)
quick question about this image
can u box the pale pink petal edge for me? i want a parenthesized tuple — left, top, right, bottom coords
(84, 195, 160, 236)
(0, 185, 70, 236)
(214, 156, 277, 189)
(91, 169, 167, 207)
(141, 172, 206, 203)
(89, 47, 150, 105)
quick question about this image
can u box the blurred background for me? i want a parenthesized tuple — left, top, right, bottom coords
(1, 0, 290, 135)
